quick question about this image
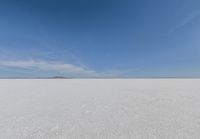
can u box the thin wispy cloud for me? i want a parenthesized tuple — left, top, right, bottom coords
(0, 60, 97, 77)
(170, 10, 200, 33)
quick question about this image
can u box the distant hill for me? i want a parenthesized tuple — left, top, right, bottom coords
(0, 76, 72, 79)
(49, 76, 72, 79)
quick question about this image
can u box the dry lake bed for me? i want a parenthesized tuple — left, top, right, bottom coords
(0, 79, 200, 139)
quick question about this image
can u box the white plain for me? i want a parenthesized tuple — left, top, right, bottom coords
(0, 79, 200, 139)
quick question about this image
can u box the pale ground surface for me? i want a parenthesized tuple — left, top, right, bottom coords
(0, 79, 200, 139)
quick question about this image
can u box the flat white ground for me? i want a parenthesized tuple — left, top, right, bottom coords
(0, 79, 200, 139)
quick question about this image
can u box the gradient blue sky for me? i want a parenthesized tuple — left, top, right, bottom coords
(0, 0, 200, 77)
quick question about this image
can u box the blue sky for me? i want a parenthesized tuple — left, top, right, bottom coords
(0, 0, 200, 77)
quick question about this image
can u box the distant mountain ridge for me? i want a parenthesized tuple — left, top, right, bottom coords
(0, 76, 72, 79)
